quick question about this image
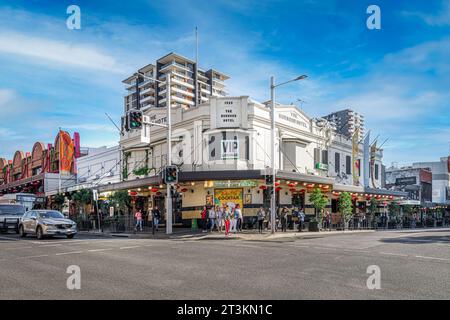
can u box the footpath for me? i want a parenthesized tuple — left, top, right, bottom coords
(78, 226, 450, 241)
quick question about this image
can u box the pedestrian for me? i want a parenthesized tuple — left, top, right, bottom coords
(298, 208, 305, 232)
(224, 206, 231, 236)
(325, 211, 331, 231)
(201, 206, 208, 233)
(235, 204, 243, 232)
(208, 206, 216, 232)
(280, 207, 288, 232)
(217, 206, 224, 232)
(230, 207, 237, 233)
(152, 206, 161, 232)
(257, 206, 265, 234)
(134, 209, 143, 231)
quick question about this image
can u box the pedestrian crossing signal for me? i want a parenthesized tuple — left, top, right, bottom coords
(164, 165, 178, 184)
(128, 110, 143, 129)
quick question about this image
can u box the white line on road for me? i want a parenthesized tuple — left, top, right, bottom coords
(87, 248, 113, 252)
(415, 255, 450, 262)
(379, 252, 409, 257)
(3, 246, 33, 250)
(119, 246, 142, 250)
(38, 244, 63, 247)
(55, 251, 84, 256)
(16, 254, 49, 259)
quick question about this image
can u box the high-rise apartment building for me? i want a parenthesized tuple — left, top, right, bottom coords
(322, 109, 364, 139)
(122, 52, 229, 115)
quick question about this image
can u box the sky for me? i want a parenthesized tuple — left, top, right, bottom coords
(0, 0, 449, 166)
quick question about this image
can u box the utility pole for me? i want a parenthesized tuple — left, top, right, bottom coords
(270, 76, 276, 234)
(166, 73, 173, 235)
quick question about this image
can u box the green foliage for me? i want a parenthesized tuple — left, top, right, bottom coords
(53, 193, 65, 210)
(388, 201, 401, 222)
(309, 188, 328, 222)
(339, 192, 353, 224)
(72, 189, 93, 205)
(133, 166, 149, 176)
(108, 190, 131, 214)
(368, 197, 378, 216)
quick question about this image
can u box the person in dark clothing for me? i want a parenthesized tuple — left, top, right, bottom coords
(201, 206, 208, 232)
(280, 207, 288, 232)
(152, 206, 161, 231)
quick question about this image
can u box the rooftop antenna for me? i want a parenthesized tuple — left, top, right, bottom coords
(297, 99, 307, 109)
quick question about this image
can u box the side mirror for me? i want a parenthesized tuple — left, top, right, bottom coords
(30, 216, 36, 220)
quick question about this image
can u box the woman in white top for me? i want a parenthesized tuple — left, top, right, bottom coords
(208, 206, 216, 232)
(216, 206, 224, 232)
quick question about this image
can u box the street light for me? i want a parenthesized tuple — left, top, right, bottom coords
(136, 71, 174, 235)
(270, 74, 308, 234)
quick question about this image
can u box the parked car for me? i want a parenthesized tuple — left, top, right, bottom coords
(0, 203, 26, 233)
(19, 210, 77, 239)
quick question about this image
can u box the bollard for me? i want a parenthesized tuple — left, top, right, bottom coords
(191, 218, 198, 231)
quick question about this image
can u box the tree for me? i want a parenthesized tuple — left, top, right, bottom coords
(368, 197, 377, 216)
(72, 189, 93, 216)
(339, 192, 353, 229)
(309, 188, 328, 224)
(108, 190, 131, 215)
(53, 193, 66, 211)
(388, 201, 401, 226)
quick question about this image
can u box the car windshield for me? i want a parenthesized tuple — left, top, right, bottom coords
(38, 211, 64, 219)
(0, 204, 26, 216)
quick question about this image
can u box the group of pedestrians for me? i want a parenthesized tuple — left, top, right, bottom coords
(134, 206, 161, 232)
(255, 206, 306, 233)
(201, 204, 243, 236)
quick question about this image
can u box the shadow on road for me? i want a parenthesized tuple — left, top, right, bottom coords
(381, 234, 450, 245)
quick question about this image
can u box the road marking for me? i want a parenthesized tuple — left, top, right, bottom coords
(3, 246, 33, 250)
(119, 246, 142, 250)
(379, 252, 408, 257)
(415, 255, 450, 262)
(16, 254, 49, 259)
(55, 251, 84, 256)
(0, 236, 20, 241)
(38, 244, 63, 247)
(87, 248, 113, 252)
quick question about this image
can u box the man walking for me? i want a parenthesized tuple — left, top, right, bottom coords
(208, 206, 216, 232)
(298, 208, 305, 232)
(152, 206, 161, 232)
(257, 207, 265, 234)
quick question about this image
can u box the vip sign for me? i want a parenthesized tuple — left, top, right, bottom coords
(221, 140, 239, 159)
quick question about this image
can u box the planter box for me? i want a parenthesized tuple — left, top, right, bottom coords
(308, 221, 319, 232)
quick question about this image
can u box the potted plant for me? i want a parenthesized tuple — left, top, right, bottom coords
(339, 192, 353, 230)
(308, 188, 328, 231)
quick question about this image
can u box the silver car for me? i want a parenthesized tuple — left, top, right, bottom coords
(19, 210, 77, 239)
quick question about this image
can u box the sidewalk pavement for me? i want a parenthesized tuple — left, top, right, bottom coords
(78, 226, 450, 241)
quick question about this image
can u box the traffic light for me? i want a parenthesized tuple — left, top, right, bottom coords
(265, 174, 273, 185)
(164, 165, 178, 184)
(128, 110, 143, 129)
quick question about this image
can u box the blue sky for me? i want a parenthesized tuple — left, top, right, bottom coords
(0, 0, 449, 166)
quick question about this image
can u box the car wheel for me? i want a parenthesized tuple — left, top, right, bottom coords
(19, 225, 27, 238)
(66, 234, 75, 239)
(36, 226, 44, 240)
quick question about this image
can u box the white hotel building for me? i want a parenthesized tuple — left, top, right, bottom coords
(97, 70, 405, 225)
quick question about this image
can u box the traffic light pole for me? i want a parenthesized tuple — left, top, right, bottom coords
(166, 73, 173, 235)
(270, 76, 276, 235)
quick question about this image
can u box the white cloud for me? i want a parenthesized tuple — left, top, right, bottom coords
(403, 2, 450, 26)
(0, 32, 125, 74)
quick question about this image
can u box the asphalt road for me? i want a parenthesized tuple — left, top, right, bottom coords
(0, 229, 449, 299)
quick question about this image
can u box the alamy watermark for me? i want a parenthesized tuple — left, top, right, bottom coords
(366, 265, 381, 289)
(366, 5, 381, 30)
(66, 5, 81, 30)
(66, 265, 81, 290)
